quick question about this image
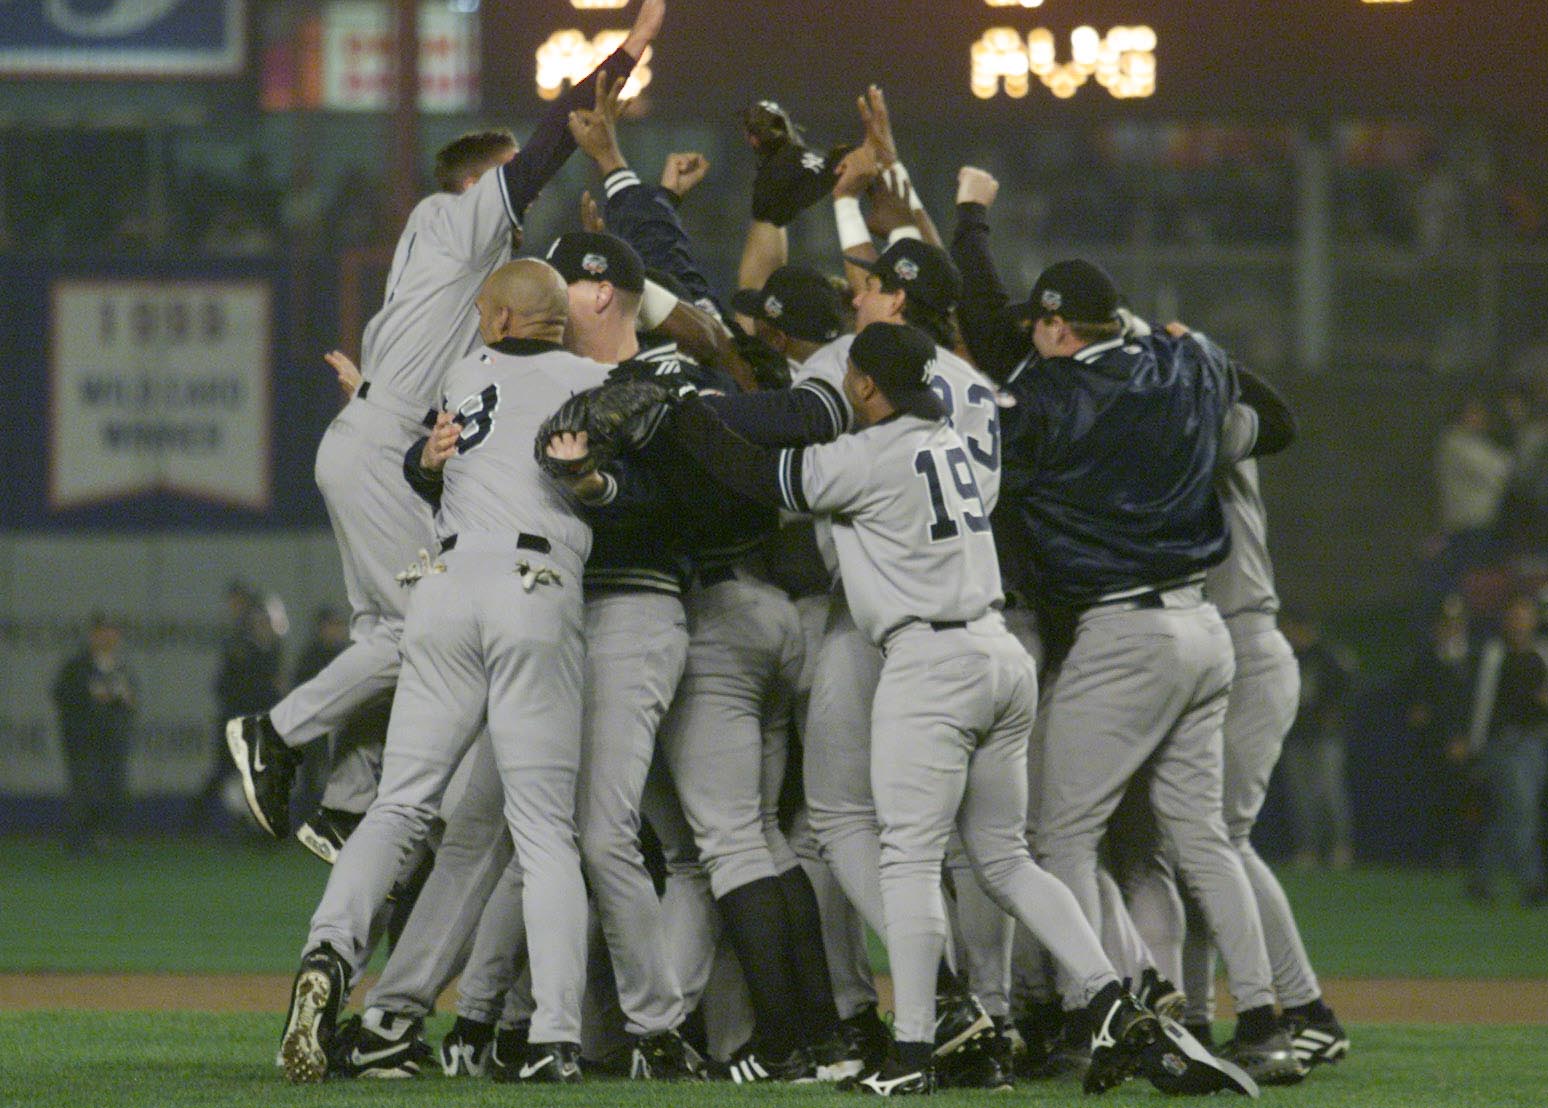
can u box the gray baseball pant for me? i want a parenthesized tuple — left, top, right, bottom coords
(304, 540, 589, 1044)
(1036, 593, 1277, 1016)
(1182, 615, 1321, 1020)
(873, 618, 1117, 1045)
(272, 389, 432, 750)
(789, 808, 878, 1020)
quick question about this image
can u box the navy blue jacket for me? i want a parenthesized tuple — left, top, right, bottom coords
(601, 168, 723, 317)
(1001, 331, 1234, 606)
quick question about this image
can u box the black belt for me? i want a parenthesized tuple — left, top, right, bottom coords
(357, 380, 438, 429)
(929, 620, 967, 632)
(1079, 590, 1168, 615)
(696, 566, 737, 588)
(438, 533, 550, 555)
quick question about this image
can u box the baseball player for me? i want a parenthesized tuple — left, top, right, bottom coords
(225, 0, 665, 845)
(1130, 355, 1350, 1069)
(276, 258, 616, 1084)
(324, 232, 705, 1083)
(663, 321, 1253, 1098)
(977, 254, 1299, 1082)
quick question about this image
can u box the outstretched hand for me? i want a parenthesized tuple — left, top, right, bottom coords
(567, 76, 628, 175)
(857, 84, 898, 168)
(831, 145, 879, 200)
(865, 169, 917, 239)
(421, 410, 462, 472)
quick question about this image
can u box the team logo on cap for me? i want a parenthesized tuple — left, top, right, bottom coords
(894, 258, 920, 282)
(1040, 289, 1063, 311)
(763, 295, 784, 319)
(800, 151, 825, 174)
(581, 252, 609, 276)
(921, 355, 940, 385)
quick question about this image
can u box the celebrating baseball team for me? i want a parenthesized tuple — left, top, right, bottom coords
(223, 1, 1353, 1096)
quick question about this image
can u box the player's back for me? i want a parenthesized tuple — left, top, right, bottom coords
(816, 416, 1003, 645)
(437, 343, 610, 566)
(797, 335, 1001, 507)
(359, 170, 517, 411)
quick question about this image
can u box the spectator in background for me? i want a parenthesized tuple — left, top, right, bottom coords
(190, 582, 286, 829)
(1461, 591, 1548, 906)
(1435, 393, 1510, 558)
(1402, 594, 1479, 866)
(1279, 610, 1358, 870)
(51, 614, 137, 854)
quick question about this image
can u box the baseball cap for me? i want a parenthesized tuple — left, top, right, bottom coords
(848, 322, 946, 417)
(545, 231, 645, 293)
(731, 265, 844, 344)
(1023, 259, 1119, 324)
(844, 239, 962, 316)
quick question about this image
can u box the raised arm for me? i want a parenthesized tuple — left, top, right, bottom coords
(950, 167, 1032, 383)
(500, 0, 663, 221)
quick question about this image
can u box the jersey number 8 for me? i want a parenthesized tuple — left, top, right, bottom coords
(914, 445, 990, 543)
(455, 384, 500, 453)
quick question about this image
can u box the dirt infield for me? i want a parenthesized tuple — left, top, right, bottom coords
(3, 974, 1545, 1025)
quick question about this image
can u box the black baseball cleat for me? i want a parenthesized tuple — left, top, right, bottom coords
(934, 988, 995, 1058)
(840, 1004, 895, 1074)
(630, 1028, 707, 1080)
(295, 807, 363, 865)
(1135, 967, 1187, 1021)
(494, 1040, 582, 1084)
(935, 1027, 1014, 1091)
(1083, 982, 1158, 1094)
(1219, 1027, 1308, 1086)
(487, 1020, 530, 1079)
(810, 1028, 867, 1083)
(343, 1011, 430, 1079)
(849, 1055, 936, 1097)
(725, 1044, 817, 1083)
(226, 714, 298, 839)
(1281, 1009, 1351, 1068)
(1140, 1016, 1259, 1097)
(279, 942, 348, 1084)
(438, 1015, 494, 1077)
(1013, 999, 1066, 1078)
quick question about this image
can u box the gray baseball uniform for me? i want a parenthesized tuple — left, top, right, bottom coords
(1184, 405, 1321, 1017)
(302, 340, 608, 1045)
(269, 169, 517, 756)
(795, 336, 1004, 943)
(762, 412, 1118, 1047)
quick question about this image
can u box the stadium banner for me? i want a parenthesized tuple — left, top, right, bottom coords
(1, 258, 335, 530)
(49, 279, 273, 513)
(0, 0, 246, 77)
(321, 0, 477, 113)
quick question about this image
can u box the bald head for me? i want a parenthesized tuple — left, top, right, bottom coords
(476, 258, 568, 346)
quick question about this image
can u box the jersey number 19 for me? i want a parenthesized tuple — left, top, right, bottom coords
(914, 445, 989, 543)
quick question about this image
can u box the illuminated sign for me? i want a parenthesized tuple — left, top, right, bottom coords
(972, 25, 1155, 100)
(535, 29, 651, 100)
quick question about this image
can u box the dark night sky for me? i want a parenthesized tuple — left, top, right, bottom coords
(488, 1, 1547, 137)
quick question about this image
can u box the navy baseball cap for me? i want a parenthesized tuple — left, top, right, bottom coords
(546, 231, 645, 293)
(1024, 259, 1119, 324)
(732, 265, 844, 344)
(844, 239, 962, 317)
(848, 322, 946, 417)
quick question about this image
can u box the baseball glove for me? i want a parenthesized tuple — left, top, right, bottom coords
(751, 141, 853, 227)
(535, 378, 677, 481)
(535, 391, 598, 479)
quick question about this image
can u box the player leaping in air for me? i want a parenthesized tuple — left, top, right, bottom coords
(225, 0, 667, 850)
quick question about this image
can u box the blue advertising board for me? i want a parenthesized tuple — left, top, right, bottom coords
(0, 0, 244, 76)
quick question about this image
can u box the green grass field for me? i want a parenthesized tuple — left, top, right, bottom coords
(3, 838, 1547, 1107)
(6, 838, 1547, 977)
